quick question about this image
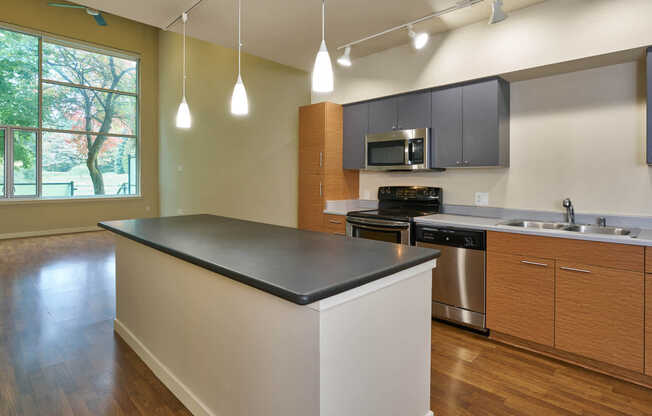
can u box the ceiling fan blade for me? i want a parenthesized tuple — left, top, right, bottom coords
(48, 2, 86, 8)
(93, 13, 107, 26)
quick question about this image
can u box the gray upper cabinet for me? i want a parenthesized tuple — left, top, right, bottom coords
(342, 102, 368, 170)
(397, 91, 431, 130)
(368, 97, 397, 134)
(431, 78, 510, 168)
(647, 48, 651, 165)
(462, 79, 509, 167)
(431, 87, 462, 168)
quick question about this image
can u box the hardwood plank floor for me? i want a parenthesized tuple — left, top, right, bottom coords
(1, 232, 651, 415)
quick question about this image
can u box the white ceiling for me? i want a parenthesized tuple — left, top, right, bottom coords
(66, 0, 546, 70)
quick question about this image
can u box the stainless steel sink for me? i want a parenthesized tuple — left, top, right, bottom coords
(563, 224, 641, 237)
(499, 219, 641, 238)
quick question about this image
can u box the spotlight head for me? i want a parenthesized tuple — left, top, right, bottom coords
(337, 46, 352, 67)
(408, 25, 429, 50)
(489, 0, 508, 24)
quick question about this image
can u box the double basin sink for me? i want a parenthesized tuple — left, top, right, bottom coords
(499, 220, 641, 238)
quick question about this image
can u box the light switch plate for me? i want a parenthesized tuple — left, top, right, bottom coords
(475, 192, 489, 206)
(177, 165, 183, 172)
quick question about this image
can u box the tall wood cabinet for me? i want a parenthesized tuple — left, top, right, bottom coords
(298, 102, 358, 233)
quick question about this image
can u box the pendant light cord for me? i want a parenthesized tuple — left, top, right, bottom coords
(238, 0, 241, 76)
(321, 0, 325, 41)
(182, 13, 187, 99)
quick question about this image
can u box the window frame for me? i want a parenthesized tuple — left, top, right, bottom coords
(0, 22, 142, 202)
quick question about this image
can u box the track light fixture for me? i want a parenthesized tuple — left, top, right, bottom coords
(407, 25, 429, 50)
(489, 0, 508, 24)
(337, 46, 352, 67)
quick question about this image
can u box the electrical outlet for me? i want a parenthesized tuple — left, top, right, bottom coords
(177, 165, 184, 172)
(475, 192, 489, 206)
(145, 205, 151, 212)
(177, 208, 185, 215)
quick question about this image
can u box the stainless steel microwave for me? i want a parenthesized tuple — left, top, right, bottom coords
(365, 128, 429, 171)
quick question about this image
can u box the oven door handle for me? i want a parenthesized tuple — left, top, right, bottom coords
(346, 218, 411, 229)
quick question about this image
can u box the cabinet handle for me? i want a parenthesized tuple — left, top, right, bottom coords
(520, 260, 548, 267)
(560, 266, 591, 274)
(328, 219, 342, 224)
(319, 152, 323, 168)
(319, 182, 322, 197)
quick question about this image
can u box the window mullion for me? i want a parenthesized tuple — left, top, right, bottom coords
(38, 35, 43, 198)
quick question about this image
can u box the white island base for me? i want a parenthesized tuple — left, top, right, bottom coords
(113, 236, 435, 416)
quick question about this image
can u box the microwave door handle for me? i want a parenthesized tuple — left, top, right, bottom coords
(408, 141, 414, 163)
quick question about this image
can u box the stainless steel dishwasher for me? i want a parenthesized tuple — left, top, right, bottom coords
(416, 225, 486, 331)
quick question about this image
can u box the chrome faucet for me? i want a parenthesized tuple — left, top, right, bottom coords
(562, 198, 575, 224)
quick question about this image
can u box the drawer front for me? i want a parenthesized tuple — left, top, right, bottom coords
(323, 214, 346, 235)
(555, 262, 644, 373)
(646, 247, 652, 274)
(486, 252, 555, 346)
(487, 231, 644, 272)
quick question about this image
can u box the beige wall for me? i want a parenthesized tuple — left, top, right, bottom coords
(0, 0, 159, 237)
(158, 31, 310, 227)
(313, 0, 652, 216)
(360, 62, 652, 216)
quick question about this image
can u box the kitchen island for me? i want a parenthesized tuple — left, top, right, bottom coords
(99, 215, 439, 416)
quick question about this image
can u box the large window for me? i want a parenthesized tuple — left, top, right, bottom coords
(0, 26, 139, 199)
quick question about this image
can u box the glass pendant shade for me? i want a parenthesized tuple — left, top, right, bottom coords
(176, 96, 191, 128)
(231, 75, 249, 116)
(312, 40, 334, 93)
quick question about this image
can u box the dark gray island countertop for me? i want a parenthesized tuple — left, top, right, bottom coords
(99, 215, 439, 305)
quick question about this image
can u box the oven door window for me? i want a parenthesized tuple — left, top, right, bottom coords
(367, 140, 406, 166)
(353, 227, 402, 244)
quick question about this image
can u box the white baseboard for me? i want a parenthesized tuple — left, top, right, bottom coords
(114, 319, 215, 416)
(0, 225, 101, 240)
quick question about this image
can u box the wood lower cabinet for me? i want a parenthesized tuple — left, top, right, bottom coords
(646, 247, 651, 273)
(323, 214, 346, 235)
(299, 102, 358, 233)
(555, 262, 644, 373)
(487, 252, 555, 346)
(647, 274, 652, 376)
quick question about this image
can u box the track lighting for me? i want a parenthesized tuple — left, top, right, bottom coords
(337, 46, 351, 67)
(312, 0, 334, 92)
(489, 0, 508, 24)
(176, 13, 191, 129)
(231, 0, 249, 115)
(408, 25, 429, 50)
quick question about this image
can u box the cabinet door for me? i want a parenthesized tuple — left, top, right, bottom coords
(462, 80, 504, 166)
(555, 262, 644, 372)
(298, 173, 323, 232)
(431, 87, 462, 168)
(342, 102, 368, 170)
(397, 91, 431, 130)
(486, 252, 555, 346)
(368, 97, 397, 134)
(646, 274, 652, 375)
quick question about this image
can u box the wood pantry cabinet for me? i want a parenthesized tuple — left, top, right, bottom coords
(298, 102, 358, 234)
(487, 231, 647, 381)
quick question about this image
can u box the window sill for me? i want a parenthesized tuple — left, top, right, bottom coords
(0, 195, 144, 206)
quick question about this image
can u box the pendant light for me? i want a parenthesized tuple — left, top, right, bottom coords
(231, 0, 249, 116)
(312, 0, 333, 92)
(176, 12, 191, 129)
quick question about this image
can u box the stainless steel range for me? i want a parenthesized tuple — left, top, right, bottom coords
(345, 186, 442, 246)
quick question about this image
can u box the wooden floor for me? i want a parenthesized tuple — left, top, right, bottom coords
(1, 232, 652, 415)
